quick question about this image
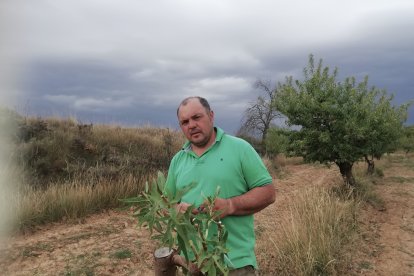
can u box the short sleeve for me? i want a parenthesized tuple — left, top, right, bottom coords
(241, 144, 273, 189)
(164, 156, 177, 197)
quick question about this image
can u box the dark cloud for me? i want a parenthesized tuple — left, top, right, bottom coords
(20, 40, 414, 134)
(6, 1, 414, 133)
(19, 60, 252, 133)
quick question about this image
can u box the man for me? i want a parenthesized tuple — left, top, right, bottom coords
(165, 96, 275, 275)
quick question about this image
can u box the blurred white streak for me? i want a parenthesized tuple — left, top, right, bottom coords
(0, 1, 23, 237)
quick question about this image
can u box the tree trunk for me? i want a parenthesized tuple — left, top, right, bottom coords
(154, 247, 202, 276)
(364, 155, 375, 175)
(262, 127, 268, 157)
(336, 162, 356, 187)
(154, 247, 176, 276)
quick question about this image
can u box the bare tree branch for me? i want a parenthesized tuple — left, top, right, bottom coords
(239, 79, 283, 142)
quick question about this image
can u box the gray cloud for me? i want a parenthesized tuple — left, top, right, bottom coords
(2, 0, 413, 133)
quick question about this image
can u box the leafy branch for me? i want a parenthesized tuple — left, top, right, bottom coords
(121, 172, 230, 275)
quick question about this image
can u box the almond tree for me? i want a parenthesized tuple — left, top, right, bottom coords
(362, 93, 409, 174)
(399, 126, 414, 154)
(276, 55, 409, 186)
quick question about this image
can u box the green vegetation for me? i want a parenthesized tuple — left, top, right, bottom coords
(111, 249, 132, 259)
(275, 54, 409, 186)
(264, 127, 290, 158)
(123, 172, 230, 275)
(399, 125, 414, 154)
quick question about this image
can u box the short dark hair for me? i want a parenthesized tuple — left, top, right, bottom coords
(177, 96, 211, 116)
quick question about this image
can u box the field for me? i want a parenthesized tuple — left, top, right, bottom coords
(0, 154, 413, 275)
(0, 115, 413, 275)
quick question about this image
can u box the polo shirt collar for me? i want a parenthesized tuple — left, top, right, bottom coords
(182, 127, 224, 152)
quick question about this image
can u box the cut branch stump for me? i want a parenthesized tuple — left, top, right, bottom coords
(154, 247, 176, 276)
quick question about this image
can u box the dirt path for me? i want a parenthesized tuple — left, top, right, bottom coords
(0, 157, 413, 275)
(354, 156, 414, 276)
(0, 211, 155, 275)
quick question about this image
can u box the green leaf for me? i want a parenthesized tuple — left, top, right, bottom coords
(122, 171, 230, 273)
(197, 251, 207, 269)
(200, 259, 212, 273)
(177, 234, 189, 261)
(144, 181, 149, 193)
(208, 262, 217, 276)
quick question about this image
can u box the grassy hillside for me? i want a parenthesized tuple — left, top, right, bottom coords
(0, 109, 184, 231)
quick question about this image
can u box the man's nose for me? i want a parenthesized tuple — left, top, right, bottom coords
(188, 119, 196, 128)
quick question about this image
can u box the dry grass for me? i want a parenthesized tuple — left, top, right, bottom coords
(13, 173, 145, 231)
(0, 112, 184, 232)
(274, 154, 304, 167)
(257, 185, 358, 275)
(262, 154, 304, 180)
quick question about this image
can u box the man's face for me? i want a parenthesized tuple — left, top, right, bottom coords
(177, 99, 215, 148)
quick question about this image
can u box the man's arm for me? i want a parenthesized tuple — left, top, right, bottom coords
(175, 183, 275, 218)
(212, 183, 275, 218)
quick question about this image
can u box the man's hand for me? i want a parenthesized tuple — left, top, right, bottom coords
(211, 198, 234, 219)
(177, 199, 233, 219)
(176, 183, 275, 220)
(175, 202, 200, 216)
(197, 198, 234, 219)
(199, 184, 275, 219)
(176, 202, 192, 214)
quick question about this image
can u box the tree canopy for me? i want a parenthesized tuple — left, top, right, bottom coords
(264, 126, 290, 158)
(275, 55, 409, 185)
(399, 126, 414, 154)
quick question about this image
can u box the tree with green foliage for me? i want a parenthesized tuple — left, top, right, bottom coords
(264, 126, 290, 158)
(399, 125, 414, 154)
(275, 55, 409, 186)
(361, 94, 410, 174)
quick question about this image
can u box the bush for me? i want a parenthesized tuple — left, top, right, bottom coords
(265, 127, 290, 157)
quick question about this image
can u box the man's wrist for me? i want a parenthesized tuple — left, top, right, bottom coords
(227, 198, 235, 216)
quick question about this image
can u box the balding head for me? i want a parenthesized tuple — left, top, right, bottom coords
(177, 96, 211, 117)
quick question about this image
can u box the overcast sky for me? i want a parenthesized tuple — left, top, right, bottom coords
(1, 0, 413, 134)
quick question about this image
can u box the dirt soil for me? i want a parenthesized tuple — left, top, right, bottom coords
(0, 156, 413, 275)
(352, 156, 414, 276)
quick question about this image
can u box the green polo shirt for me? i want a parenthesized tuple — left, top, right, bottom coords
(165, 127, 272, 269)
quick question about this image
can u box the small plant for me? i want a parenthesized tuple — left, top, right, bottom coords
(112, 249, 132, 259)
(359, 261, 373, 270)
(122, 172, 230, 275)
